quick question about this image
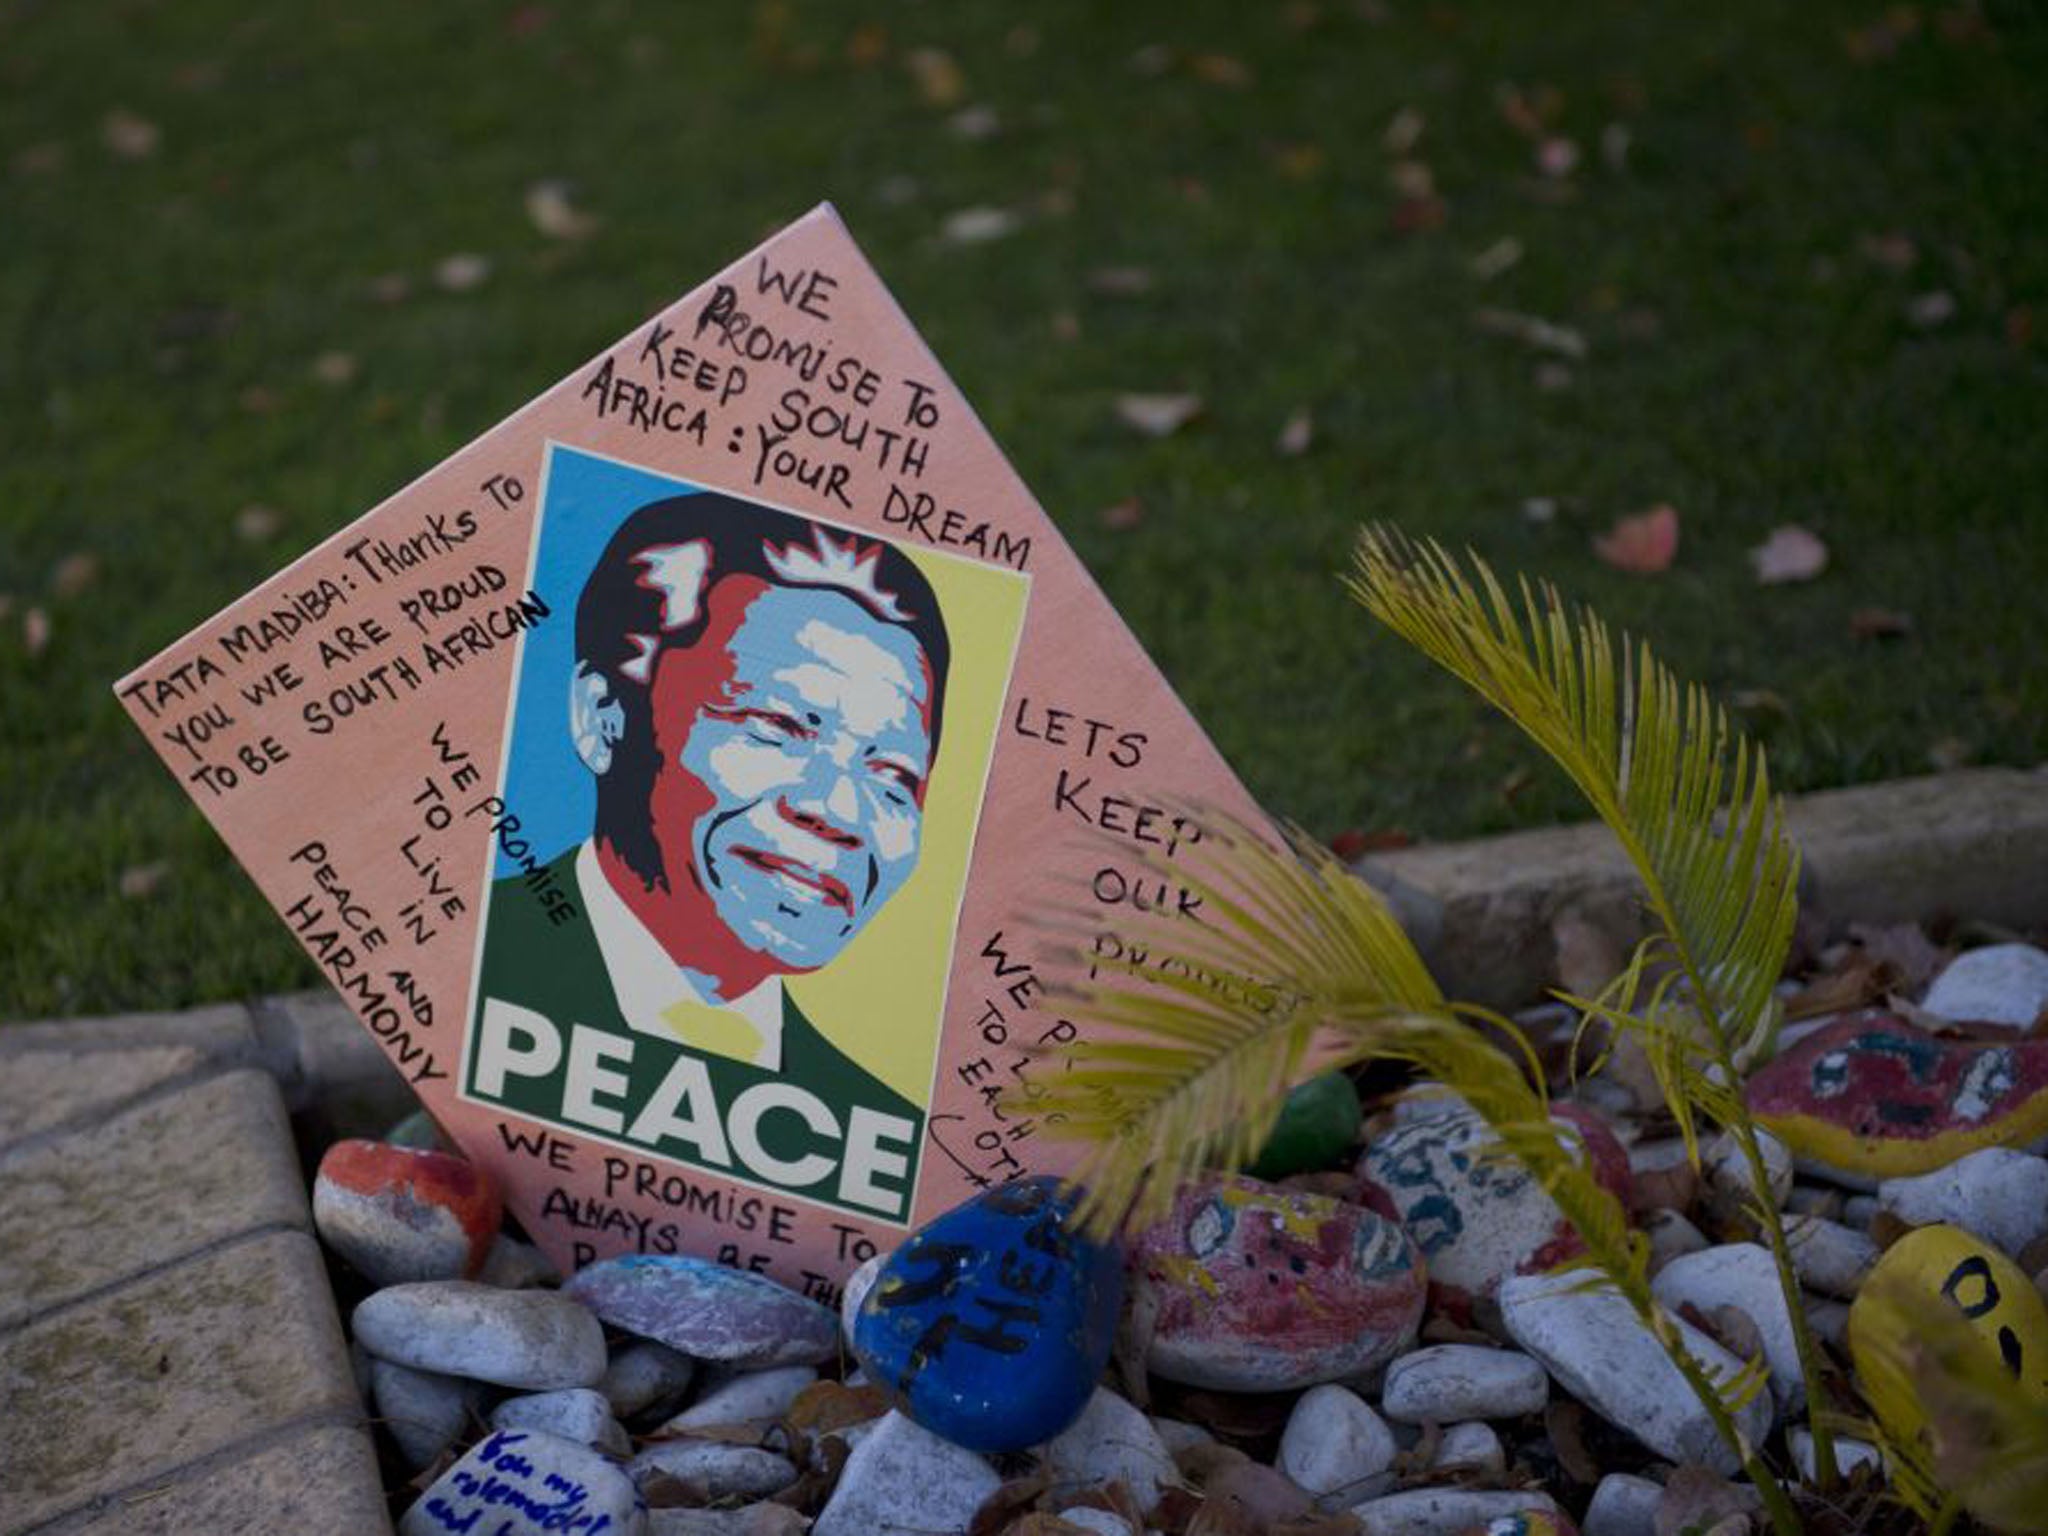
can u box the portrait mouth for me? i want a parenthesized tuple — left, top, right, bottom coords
(729, 846, 854, 916)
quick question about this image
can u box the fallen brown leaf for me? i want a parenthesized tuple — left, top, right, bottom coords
(904, 46, 965, 107)
(1100, 497, 1144, 531)
(1383, 106, 1425, 155)
(526, 179, 599, 240)
(1906, 290, 1956, 328)
(844, 23, 888, 68)
(784, 1379, 889, 1436)
(102, 109, 160, 159)
(120, 862, 171, 900)
(1544, 1399, 1603, 1485)
(23, 607, 51, 657)
(1276, 409, 1314, 457)
(1749, 524, 1828, 585)
(1189, 53, 1252, 88)
(1274, 142, 1325, 180)
(51, 552, 99, 597)
(311, 351, 358, 387)
(1536, 136, 1580, 177)
(940, 206, 1020, 245)
(1655, 1462, 1763, 1536)
(1388, 160, 1435, 199)
(1849, 606, 1913, 640)
(1469, 237, 1523, 280)
(966, 1475, 1051, 1536)
(1114, 392, 1203, 437)
(1473, 308, 1587, 359)
(13, 142, 66, 175)
(1391, 195, 1447, 233)
(434, 253, 492, 293)
(1859, 231, 1918, 271)
(1593, 503, 1680, 574)
(1087, 266, 1155, 297)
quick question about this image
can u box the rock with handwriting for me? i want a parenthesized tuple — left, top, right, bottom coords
(313, 1138, 500, 1286)
(399, 1427, 645, 1536)
(852, 1175, 1121, 1452)
(1130, 1173, 1425, 1391)
(1354, 1103, 1630, 1333)
(1745, 1011, 2048, 1185)
(566, 1254, 837, 1367)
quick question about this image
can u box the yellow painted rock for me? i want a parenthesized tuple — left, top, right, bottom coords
(1745, 1011, 2048, 1182)
(1848, 1223, 2048, 1457)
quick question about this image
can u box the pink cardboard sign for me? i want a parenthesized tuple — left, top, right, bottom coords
(116, 205, 1261, 1301)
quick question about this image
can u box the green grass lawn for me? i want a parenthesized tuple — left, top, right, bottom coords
(2, 0, 2042, 1018)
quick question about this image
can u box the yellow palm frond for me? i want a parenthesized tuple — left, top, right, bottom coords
(1347, 528, 1800, 1066)
(1020, 815, 1446, 1233)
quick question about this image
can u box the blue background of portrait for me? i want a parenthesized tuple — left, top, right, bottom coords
(492, 444, 708, 876)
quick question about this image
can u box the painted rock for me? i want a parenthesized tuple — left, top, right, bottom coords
(565, 1254, 838, 1367)
(1745, 1011, 2048, 1185)
(1130, 1173, 1425, 1392)
(1462, 1513, 1580, 1536)
(1245, 1070, 1363, 1180)
(399, 1428, 644, 1536)
(851, 1175, 1122, 1453)
(312, 1138, 501, 1286)
(1354, 1103, 1631, 1332)
(1848, 1223, 2048, 1452)
(1921, 942, 2048, 1030)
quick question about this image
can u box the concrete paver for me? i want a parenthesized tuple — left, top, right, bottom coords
(0, 1069, 307, 1330)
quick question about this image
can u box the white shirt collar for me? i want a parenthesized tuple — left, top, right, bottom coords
(575, 840, 785, 1070)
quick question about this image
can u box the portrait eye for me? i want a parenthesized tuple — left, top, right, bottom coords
(705, 705, 809, 742)
(870, 759, 924, 799)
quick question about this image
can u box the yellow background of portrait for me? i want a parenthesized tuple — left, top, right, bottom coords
(749, 541, 1027, 1104)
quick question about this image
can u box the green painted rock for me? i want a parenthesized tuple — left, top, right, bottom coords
(1245, 1071, 1362, 1179)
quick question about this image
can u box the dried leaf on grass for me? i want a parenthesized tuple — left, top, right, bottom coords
(967, 1474, 1051, 1536)
(119, 862, 171, 900)
(1276, 409, 1314, 457)
(102, 109, 160, 159)
(434, 253, 492, 293)
(1592, 504, 1679, 573)
(785, 1379, 889, 1435)
(1473, 308, 1587, 359)
(1100, 498, 1145, 532)
(941, 207, 1020, 245)
(1114, 393, 1203, 437)
(23, 607, 51, 657)
(904, 47, 965, 107)
(51, 552, 99, 597)
(526, 180, 600, 240)
(1749, 525, 1828, 585)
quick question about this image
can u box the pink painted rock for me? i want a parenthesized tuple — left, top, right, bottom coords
(564, 1254, 838, 1366)
(1745, 1010, 2048, 1185)
(1129, 1174, 1425, 1391)
(1354, 1102, 1631, 1334)
(313, 1139, 501, 1286)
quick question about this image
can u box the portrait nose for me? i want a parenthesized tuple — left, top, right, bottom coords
(776, 765, 863, 849)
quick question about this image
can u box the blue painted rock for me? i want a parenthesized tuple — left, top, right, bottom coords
(1745, 1010, 2048, 1184)
(1129, 1174, 1425, 1391)
(564, 1254, 838, 1366)
(1354, 1103, 1630, 1332)
(313, 1138, 501, 1286)
(851, 1175, 1121, 1453)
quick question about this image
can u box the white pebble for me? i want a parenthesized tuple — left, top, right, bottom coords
(1277, 1384, 1397, 1507)
(628, 1440, 798, 1500)
(1784, 1213, 1878, 1297)
(1790, 1427, 1884, 1483)
(813, 1411, 999, 1536)
(354, 1281, 606, 1390)
(492, 1387, 630, 1455)
(1583, 1471, 1662, 1536)
(663, 1365, 817, 1431)
(1499, 1270, 1772, 1475)
(1879, 1148, 2048, 1259)
(371, 1358, 484, 1471)
(1651, 1244, 1805, 1411)
(1038, 1387, 1177, 1514)
(601, 1339, 696, 1419)
(1428, 1420, 1503, 1475)
(1922, 943, 2048, 1029)
(1349, 1486, 1563, 1533)
(1380, 1345, 1548, 1422)
(1644, 1208, 1709, 1273)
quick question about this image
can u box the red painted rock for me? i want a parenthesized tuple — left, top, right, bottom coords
(313, 1139, 501, 1286)
(1745, 1010, 2048, 1185)
(1129, 1174, 1425, 1391)
(1354, 1102, 1631, 1334)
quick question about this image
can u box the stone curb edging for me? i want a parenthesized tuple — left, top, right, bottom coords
(1359, 764, 2048, 1008)
(0, 1017, 396, 1536)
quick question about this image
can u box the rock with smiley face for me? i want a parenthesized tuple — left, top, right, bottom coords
(1744, 1010, 2048, 1187)
(1129, 1174, 1425, 1392)
(1353, 1101, 1631, 1335)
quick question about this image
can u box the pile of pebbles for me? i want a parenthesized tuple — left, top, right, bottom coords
(313, 939, 2048, 1536)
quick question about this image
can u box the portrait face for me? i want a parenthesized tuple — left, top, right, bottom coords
(642, 574, 936, 975)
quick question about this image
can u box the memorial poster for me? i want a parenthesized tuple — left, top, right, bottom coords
(116, 205, 1265, 1301)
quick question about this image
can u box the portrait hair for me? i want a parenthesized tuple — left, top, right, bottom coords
(575, 492, 951, 892)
